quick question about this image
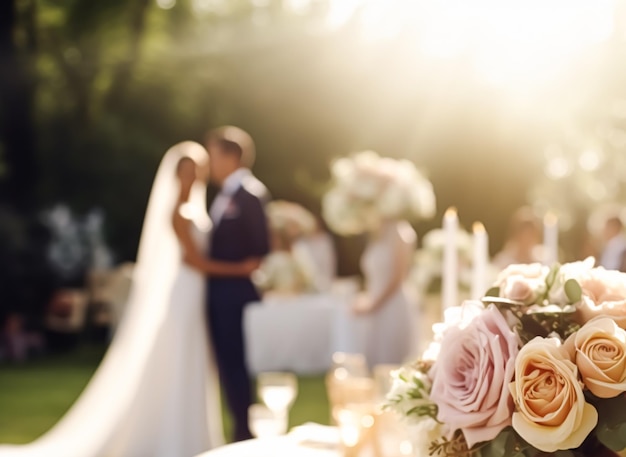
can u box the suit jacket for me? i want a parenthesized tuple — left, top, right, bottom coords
(208, 174, 270, 307)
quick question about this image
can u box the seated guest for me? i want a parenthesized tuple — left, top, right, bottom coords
(493, 207, 543, 269)
(292, 217, 337, 292)
(599, 215, 626, 272)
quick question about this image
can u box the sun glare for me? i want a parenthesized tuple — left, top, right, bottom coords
(325, 0, 616, 89)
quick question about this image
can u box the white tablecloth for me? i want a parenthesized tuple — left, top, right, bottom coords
(244, 293, 349, 375)
(197, 424, 341, 457)
(243, 279, 424, 374)
(196, 437, 339, 457)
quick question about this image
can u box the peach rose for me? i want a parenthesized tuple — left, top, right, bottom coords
(510, 337, 597, 453)
(575, 267, 626, 329)
(495, 263, 549, 305)
(567, 317, 626, 398)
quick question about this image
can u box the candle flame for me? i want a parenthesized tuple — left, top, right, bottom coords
(444, 207, 457, 218)
(473, 221, 485, 233)
(544, 211, 558, 226)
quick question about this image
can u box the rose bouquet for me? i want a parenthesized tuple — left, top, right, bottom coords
(322, 151, 436, 236)
(387, 258, 626, 457)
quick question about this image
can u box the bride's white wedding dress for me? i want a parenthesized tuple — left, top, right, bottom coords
(0, 143, 223, 457)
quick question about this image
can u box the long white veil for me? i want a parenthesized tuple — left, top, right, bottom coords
(0, 142, 212, 457)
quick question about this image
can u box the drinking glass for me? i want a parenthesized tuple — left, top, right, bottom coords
(248, 403, 288, 438)
(257, 372, 298, 416)
(330, 352, 369, 380)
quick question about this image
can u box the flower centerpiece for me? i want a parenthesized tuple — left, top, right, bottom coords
(266, 200, 317, 245)
(253, 200, 317, 295)
(322, 151, 436, 236)
(387, 257, 626, 457)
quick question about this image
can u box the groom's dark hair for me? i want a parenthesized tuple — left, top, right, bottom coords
(216, 139, 243, 159)
(207, 125, 256, 167)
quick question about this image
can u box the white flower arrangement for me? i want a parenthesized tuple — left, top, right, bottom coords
(252, 251, 316, 295)
(322, 151, 436, 236)
(266, 200, 317, 243)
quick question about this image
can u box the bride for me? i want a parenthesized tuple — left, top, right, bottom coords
(0, 142, 252, 457)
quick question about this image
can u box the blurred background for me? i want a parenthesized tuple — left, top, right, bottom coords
(3, 0, 626, 443)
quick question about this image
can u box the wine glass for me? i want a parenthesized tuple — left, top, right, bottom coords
(248, 403, 288, 438)
(335, 403, 377, 457)
(257, 372, 298, 417)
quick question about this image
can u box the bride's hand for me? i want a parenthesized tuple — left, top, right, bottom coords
(241, 258, 260, 275)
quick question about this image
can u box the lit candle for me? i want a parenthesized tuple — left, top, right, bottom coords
(471, 222, 489, 300)
(442, 207, 458, 314)
(543, 212, 559, 266)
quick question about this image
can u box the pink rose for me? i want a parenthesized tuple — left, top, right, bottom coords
(429, 304, 520, 447)
(575, 268, 626, 329)
(495, 263, 549, 305)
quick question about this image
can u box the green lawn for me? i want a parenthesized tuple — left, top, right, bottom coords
(0, 345, 330, 444)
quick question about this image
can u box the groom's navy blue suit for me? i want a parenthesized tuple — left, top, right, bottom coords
(207, 174, 270, 442)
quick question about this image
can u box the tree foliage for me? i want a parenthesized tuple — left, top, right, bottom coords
(2, 0, 622, 266)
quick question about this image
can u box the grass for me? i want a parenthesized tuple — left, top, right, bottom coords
(0, 345, 330, 444)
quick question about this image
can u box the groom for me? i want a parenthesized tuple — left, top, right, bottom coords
(205, 126, 270, 442)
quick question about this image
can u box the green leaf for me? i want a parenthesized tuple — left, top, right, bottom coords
(545, 263, 561, 290)
(597, 422, 626, 451)
(592, 392, 626, 426)
(564, 279, 583, 303)
(484, 286, 500, 299)
(592, 393, 626, 451)
(478, 429, 508, 456)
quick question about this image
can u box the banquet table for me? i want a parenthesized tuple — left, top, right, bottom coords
(244, 289, 374, 375)
(196, 424, 343, 457)
(244, 293, 341, 374)
(195, 436, 341, 457)
(243, 283, 425, 374)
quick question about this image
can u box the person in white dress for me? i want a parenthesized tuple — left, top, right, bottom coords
(0, 142, 256, 457)
(352, 219, 416, 367)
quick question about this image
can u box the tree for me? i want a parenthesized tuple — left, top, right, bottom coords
(0, 0, 38, 209)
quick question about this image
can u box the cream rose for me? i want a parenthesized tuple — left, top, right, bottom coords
(575, 267, 626, 329)
(510, 337, 598, 453)
(495, 263, 549, 305)
(567, 317, 626, 398)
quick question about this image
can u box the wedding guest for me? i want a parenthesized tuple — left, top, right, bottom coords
(599, 215, 626, 272)
(493, 207, 543, 269)
(353, 219, 416, 367)
(292, 217, 337, 292)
